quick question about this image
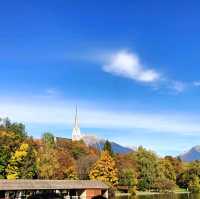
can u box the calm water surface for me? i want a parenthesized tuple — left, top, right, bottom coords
(116, 193, 200, 199)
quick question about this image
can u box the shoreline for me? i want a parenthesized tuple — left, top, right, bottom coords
(115, 190, 190, 196)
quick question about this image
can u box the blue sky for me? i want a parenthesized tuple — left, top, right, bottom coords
(1, 0, 200, 156)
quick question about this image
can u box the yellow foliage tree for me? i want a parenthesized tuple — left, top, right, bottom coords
(36, 147, 60, 179)
(89, 150, 118, 186)
(6, 143, 35, 179)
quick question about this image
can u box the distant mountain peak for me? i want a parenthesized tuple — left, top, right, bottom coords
(82, 134, 133, 154)
(180, 145, 200, 162)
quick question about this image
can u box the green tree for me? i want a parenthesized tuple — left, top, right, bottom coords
(188, 176, 200, 193)
(89, 150, 118, 186)
(119, 168, 137, 186)
(0, 117, 27, 141)
(103, 140, 113, 156)
(118, 168, 137, 195)
(42, 132, 55, 148)
(136, 146, 160, 191)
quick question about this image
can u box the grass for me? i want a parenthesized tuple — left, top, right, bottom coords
(173, 187, 189, 193)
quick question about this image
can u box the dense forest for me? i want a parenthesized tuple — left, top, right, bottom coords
(1, 118, 200, 194)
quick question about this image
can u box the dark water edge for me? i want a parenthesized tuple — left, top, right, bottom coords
(116, 193, 200, 199)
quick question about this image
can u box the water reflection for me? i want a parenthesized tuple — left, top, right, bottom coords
(116, 193, 199, 199)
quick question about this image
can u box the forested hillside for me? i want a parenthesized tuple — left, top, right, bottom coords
(1, 118, 200, 194)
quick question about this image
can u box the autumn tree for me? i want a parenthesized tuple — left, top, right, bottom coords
(37, 132, 59, 179)
(36, 146, 58, 179)
(158, 159, 176, 181)
(71, 140, 89, 160)
(177, 161, 200, 189)
(37, 133, 77, 179)
(54, 147, 77, 179)
(188, 176, 200, 193)
(77, 155, 98, 179)
(0, 119, 30, 179)
(0, 146, 9, 179)
(152, 178, 176, 192)
(115, 153, 138, 177)
(89, 150, 118, 186)
(164, 156, 184, 175)
(6, 143, 36, 179)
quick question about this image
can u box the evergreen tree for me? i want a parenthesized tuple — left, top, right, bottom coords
(89, 150, 118, 186)
(103, 140, 113, 156)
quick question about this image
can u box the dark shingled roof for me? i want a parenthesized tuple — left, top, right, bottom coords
(0, 180, 109, 191)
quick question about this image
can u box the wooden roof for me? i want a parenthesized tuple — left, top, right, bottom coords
(0, 180, 109, 191)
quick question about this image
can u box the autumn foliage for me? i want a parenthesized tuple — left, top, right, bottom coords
(2, 118, 200, 193)
(89, 150, 118, 186)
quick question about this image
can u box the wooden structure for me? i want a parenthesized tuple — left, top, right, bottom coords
(116, 185, 129, 193)
(0, 180, 109, 199)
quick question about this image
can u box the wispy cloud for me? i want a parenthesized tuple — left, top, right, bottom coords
(103, 50, 160, 83)
(169, 81, 186, 93)
(1, 97, 200, 135)
(101, 50, 189, 93)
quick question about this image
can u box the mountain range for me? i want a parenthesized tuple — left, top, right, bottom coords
(82, 135, 200, 161)
(180, 145, 200, 162)
(82, 135, 133, 154)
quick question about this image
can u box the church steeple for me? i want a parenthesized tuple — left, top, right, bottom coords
(74, 105, 79, 128)
(72, 105, 82, 141)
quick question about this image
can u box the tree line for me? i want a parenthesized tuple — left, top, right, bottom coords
(1, 118, 200, 194)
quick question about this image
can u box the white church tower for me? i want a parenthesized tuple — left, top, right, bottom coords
(72, 105, 82, 141)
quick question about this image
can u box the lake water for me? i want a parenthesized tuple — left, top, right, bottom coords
(116, 193, 200, 199)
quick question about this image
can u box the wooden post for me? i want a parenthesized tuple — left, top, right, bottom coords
(5, 191, 9, 199)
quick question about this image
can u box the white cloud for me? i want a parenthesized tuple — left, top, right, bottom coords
(101, 50, 188, 93)
(1, 97, 200, 135)
(103, 50, 160, 83)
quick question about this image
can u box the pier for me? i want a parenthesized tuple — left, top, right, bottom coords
(0, 180, 109, 199)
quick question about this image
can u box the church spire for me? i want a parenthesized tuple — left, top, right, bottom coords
(74, 105, 79, 128)
(72, 105, 82, 141)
